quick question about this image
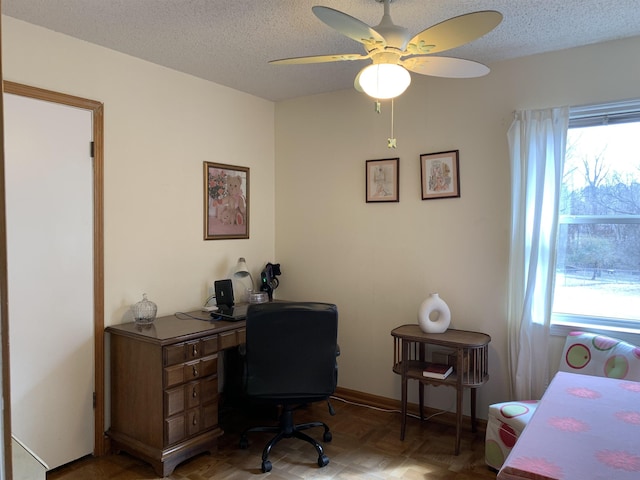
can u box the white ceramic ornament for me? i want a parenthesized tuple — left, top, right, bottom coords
(418, 293, 451, 333)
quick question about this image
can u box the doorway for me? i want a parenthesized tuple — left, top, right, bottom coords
(2, 82, 104, 470)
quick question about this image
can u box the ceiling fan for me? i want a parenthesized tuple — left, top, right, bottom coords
(270, 0, 502, 99)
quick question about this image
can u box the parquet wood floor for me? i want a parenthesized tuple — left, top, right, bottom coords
(48, 398, 497, 480)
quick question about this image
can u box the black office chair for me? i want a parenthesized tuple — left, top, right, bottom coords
(239, 302, 338, 473)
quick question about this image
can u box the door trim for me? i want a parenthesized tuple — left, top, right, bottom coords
(2, 81, 105, 456)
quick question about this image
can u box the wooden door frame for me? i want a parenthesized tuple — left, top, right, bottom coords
(2, 81, 106, 458)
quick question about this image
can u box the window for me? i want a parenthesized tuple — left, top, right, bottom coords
(552, 100, 640, 334)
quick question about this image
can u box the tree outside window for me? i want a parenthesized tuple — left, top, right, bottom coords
(553, 118, 640, 329)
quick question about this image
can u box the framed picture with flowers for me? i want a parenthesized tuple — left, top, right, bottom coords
(204, 162, 249, 240)
(420, 150, 460, 200)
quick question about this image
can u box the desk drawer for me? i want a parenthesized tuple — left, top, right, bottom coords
(164, 376, 218, 445)
(185, 381, 201, 410)
(185, 340, 201, 360)
(186, 407, 201, 437)
(165, 386, 186, 418)
(164, 364, 185, 389)
(200, 355, 218, 378)
(164, 403, 218, 446)
(164, 344, 186, 367)
(219, 329, 246, 350)
(184, 355, 218, 382)
(164, 355, 218, 388)
(185, 376, 218, 409)
(201, 335, 218, 356)
(164, 336, 219, 367)
(165, 414, 185, 446)
(165, 375, 218, 417)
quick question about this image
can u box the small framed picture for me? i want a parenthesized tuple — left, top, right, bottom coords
(366, 158, 399, 203)
(204, 162, 249, 240)
(420, 150, 460, 200)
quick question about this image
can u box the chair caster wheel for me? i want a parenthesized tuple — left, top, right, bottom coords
(239, 437, 248, 449)
(323, 431, 332, 442)
(318, 454, 330, 468)
(261, 460, 272, 473)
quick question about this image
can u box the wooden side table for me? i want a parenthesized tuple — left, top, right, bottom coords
(391, 325, 490, 454)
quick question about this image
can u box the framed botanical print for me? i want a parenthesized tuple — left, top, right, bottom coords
(204, 162, 249, 240)
(420, 150, 460, 200)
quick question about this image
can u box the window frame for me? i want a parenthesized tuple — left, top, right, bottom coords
(550, 99, 640, 339)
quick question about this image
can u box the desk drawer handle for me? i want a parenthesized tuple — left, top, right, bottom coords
(192, 388, 197, 398)
(192, 366, 198, 377)
(192, 345, 198, 357)
(192, 414, 197, 426)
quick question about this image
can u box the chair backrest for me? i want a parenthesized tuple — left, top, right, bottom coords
(559, 331, 640, 381)
(245, 302, 338, 400)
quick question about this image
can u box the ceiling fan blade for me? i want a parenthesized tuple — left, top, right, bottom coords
(402, 56, 490, 78)
(313, 6, 386, 50)
(270, 53, 369, 65)
(405, 11, 502, 56)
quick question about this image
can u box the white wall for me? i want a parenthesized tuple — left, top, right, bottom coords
(2, 16, 276, 323)
(274, 35, 640, 416)
(4, 13, 640, 423)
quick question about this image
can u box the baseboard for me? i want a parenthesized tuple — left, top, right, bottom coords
(333, 386, 487, 433)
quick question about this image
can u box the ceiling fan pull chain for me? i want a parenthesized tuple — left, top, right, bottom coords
(388, 98, 397, 148)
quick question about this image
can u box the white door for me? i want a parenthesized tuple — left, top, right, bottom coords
(4, 93, 94, 469)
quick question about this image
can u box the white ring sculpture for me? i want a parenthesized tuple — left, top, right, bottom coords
(418, 293, 451, 333)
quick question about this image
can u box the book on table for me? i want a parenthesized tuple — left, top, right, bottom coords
(422, 362, 453, 379)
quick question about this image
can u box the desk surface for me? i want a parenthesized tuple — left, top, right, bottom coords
(106, 311, 244, 345)
(498, 371, 640, 480)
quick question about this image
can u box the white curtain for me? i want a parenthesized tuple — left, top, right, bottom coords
(506, 107, 569, 400)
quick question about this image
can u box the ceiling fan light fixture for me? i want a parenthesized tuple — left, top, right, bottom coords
(357, 63, 411, 99)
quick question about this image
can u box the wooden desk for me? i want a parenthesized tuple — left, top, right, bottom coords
(106, 312, 246, 476)
(391, 325, 490, 454)
(498, 371, 640, 480)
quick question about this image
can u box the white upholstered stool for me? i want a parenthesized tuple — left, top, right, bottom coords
(484, 400, 539, 470)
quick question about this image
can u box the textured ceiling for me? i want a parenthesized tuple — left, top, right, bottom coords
(4, 0, 640, 102)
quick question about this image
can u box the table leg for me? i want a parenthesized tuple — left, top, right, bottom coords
(455, 385, 462, 455)
(400, 375, 407, 440)
(470, 387, 477, 433)
(400, 339, 409, 441)
(418, 343, 425, 421)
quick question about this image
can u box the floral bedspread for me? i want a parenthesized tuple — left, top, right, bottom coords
(498, 371, 640, 480)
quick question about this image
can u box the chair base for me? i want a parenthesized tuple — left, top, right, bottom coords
(240, 405, 332, 473)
